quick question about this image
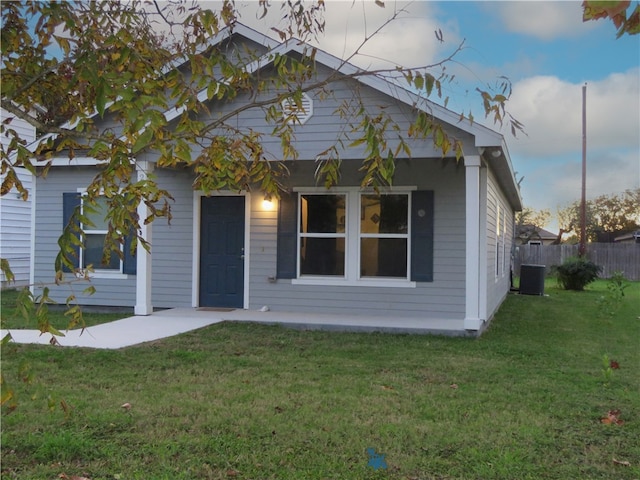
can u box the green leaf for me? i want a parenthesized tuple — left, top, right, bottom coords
(132, 128, 153, 154)
(0, 258, 15, 284)
(425, 74, 435, 96)
(46, 325, 66, 338)
(414, 74, 424, 91)
(83, 285, 97, 296)
(1, 333, 13, 348)
(96, 78, 107, 118)
(348, 138, 367, 148)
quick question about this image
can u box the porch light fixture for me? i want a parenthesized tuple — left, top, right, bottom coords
(491, 148, 502, 158)
(262, 195, 275, 211)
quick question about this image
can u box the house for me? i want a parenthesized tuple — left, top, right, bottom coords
(614, 230, 640, 244)
(30, 24, 522, 335)
(1, 108, 35, 287)
(515, 224, 559, 246)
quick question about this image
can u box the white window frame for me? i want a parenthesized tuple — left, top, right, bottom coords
(292, 187, 416, 288)
(76, 188, 129, 279)
(358, 192, 410, 280)
(298, 192, 348, 278)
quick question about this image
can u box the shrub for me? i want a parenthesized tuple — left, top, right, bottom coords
(597, 271, 630, 317)
(555, 257, 601, 291)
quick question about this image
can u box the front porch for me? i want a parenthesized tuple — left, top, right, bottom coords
(2, 308, 470, 350)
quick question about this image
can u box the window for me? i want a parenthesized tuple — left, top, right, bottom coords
(359, 194, 408, 278)
(299, 194, 346, 276)
(496, 203, 505, 278)
(62, 192, 136, 275)
(277, 189, 433, 285)
(82, 196, 120, 270)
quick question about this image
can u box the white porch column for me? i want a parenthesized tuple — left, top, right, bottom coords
(478, 165, 488, 323)
(134, 160, 154, 316)
(464, 155, 483, 331)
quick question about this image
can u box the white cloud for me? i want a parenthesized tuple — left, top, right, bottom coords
(508, 68, 639, 215)
(521, 150, 639, 213)
(504, 68, 640, 158)
(232, 0, 453, 70)
(487, 1, 595, 41)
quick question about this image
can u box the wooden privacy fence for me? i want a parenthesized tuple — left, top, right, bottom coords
(514, 243, 640, 280)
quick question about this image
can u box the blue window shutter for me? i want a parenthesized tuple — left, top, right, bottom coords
(276, 192, 298, 279)
(411, 190, 434, 282)
(62, 192, 81, 272)
(122, 227, 137, 275)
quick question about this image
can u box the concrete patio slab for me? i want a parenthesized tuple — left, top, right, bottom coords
(1, 308, 467, 350)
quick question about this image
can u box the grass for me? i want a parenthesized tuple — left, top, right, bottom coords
(1, 288, 125, 331)
(1, 279, 639, 479)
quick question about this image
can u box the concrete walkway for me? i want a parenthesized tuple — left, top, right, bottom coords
(1, 308, 467, 349)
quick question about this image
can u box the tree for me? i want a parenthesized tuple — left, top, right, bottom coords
(515, 207, 551, 244)
(1, 0, 522, 409)
(582, 0, 640, 37)
(1, 1, 517, 292)
(557, 189, 640, 243)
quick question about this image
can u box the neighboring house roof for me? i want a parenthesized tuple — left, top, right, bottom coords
(614, 230, 640, 243)
(34, 22, 522, 210)
(516, 224, 558, 242)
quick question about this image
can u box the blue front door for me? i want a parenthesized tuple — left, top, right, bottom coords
(199, 196, 245, 308)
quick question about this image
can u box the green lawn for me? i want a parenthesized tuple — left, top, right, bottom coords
(1, 288, 125, 331)
(1, 280, 639, 479)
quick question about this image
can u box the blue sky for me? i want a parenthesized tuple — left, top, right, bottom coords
(235, 0, 640, 231)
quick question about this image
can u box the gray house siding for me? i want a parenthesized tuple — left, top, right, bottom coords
(33, 155, 467, 322)
(33, 167, 136, 306)
(27, 28, 522, 332)
(1, 110, 35, 286)
(246, 159, 466, 320)
(485, 166, 514, 319)
(33, 167, 197, 309)
(195, 65, 477, 164)
(0, 168, 33, 287)
(149, 168, 194, 308)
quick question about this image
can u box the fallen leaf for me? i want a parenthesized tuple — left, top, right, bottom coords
(601, 409, 624, 425)
(450, 384, 459, 389)
(381, 385, 394, 390)
(60, 399, 71, 416)
(609, 359, 620, 369)
(613, 458, 631, 467)
(121, 402, 132, 411)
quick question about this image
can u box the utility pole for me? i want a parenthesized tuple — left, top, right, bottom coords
(579, 83, 587, 257)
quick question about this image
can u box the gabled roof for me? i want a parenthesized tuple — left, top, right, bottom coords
(190, 24, 522, 209)
(36, 22, 522, 209)
(516, 224, 558, 240)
